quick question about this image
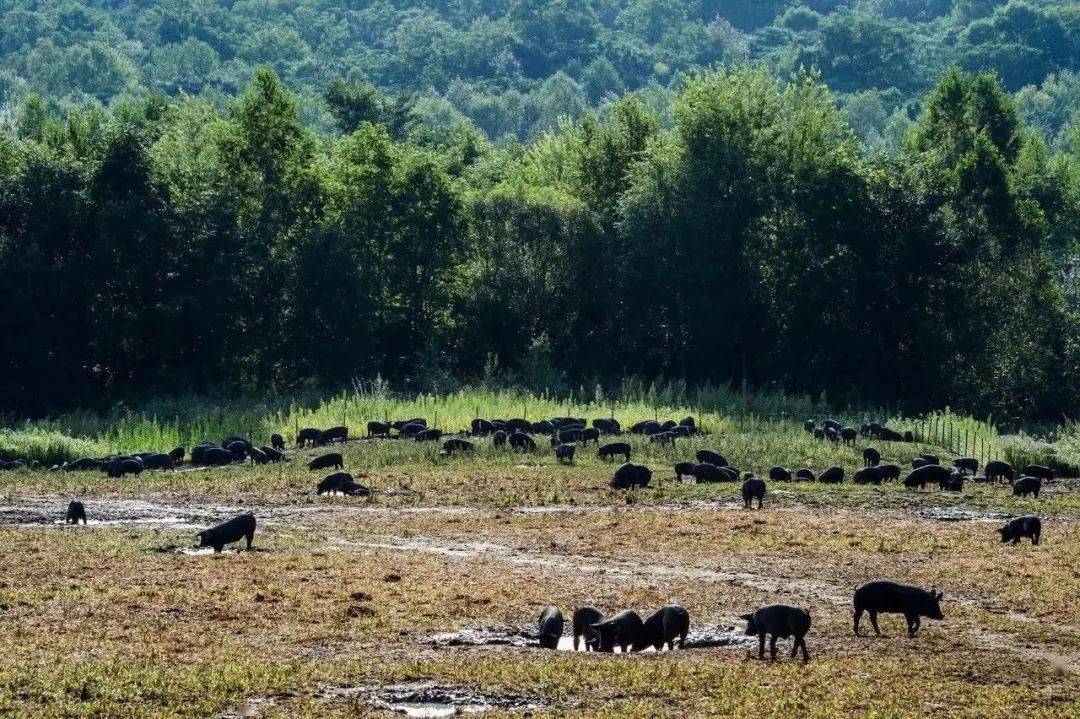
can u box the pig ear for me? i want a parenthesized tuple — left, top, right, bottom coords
(935, 591, 943, 600)
(740, 613, 753, 621)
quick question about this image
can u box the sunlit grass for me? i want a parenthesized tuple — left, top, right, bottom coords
(2, 384, 998, 465)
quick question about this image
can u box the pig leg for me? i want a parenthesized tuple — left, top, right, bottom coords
(245, 532, 253, 551)
(906, 613, 920, 637)
(757, 633, 766, 659)
(798, 637, 810, 663)
(790, 639, 799, 659)
(1032, 531, 1039, 545)
(868, 611, 881, 636)
(853, 608, 864, 635)
(769, 634, 778, 660)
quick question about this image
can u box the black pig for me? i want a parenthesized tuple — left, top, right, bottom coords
(573, 606, 604, 651)
(742, 475, 765, 509)
(853, 580, 943, 638)
(637, 605, 690, 651)
(65, 501, 87, 525)
(610, 463, 651, 489)
(538, 606, 564, 650)
(998, 516, 1041, 545)
(308, 453, 344, 471)
(742, 604, 811, 662)
(598, 442, 631, 462)
(196, 513, 256, 553)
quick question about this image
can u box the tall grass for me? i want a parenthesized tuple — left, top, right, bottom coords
(890, 409, 1000, 463)
(0, 379, 1005, 465)
(0, 425, 109, 465)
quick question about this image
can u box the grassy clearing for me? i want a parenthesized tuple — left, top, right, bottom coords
(0, 391, 1077, 717)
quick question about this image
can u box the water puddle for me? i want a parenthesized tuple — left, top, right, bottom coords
(682, 626, 753, 649)
(0, 497, 246, 530)
(219, 697, 275, 718)
(425, 628, 533, 648)
(918, 507, 1009, 523)
(48, 516, 196, 528)
(169, 546, 220, 556)
(153, 544, 268, 556)
(322, 682, 543, 716)
(424, 625, 750, 652)
(0, 507, 53, 524)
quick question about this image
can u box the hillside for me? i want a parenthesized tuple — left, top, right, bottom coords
(1, 1, 1079, 146)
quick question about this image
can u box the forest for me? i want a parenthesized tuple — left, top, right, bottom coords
(1, 55, 1078, 422)
(0, 1, 1078, 149)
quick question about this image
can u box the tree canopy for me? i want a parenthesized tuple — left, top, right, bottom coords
(1, 65, 1077, 423)
(1, 1, 1079, 147)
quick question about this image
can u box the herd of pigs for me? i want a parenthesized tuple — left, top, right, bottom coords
(533, 577, 944, 663)
(11, 413, 1056, 661)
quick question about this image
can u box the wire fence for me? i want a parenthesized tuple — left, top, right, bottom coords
(911, 418, 994, 465)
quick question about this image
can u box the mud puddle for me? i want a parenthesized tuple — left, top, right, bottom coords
(345, 536, 849, 603)
(0, 495, 312, 531)
(424, 625, 750, 652)
(149, 542, 272, 556)
(918, 507, 1010, 523)
(0, 498, 227, 529)
(154, 545, 241, 556)
(218, 697, 276, 718)
(321, 681, 543, 716)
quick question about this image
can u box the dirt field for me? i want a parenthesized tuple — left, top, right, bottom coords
(0, 434, 1077, 718)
